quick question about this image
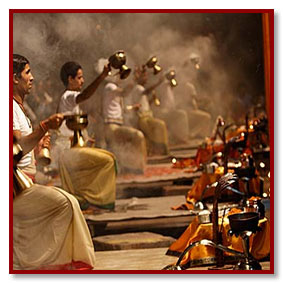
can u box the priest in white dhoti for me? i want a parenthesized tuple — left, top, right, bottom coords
(13, 54, 95, 270)
(57, 60, 116, 209)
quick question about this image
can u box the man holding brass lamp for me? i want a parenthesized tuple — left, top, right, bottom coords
(99, 52, 147, 175)
(57, 60, 116, 210)
(131, 65, 170, 156)
(12, 54, 96, 270)
(152, 69, 190, 145)
(102, 72, 147, 175)
(13, 54, 64, 180)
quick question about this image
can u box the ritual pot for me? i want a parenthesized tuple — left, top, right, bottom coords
(37, 147, 51, 166)
(65, 114, 88, 131)
(228, 212, 259, 233)
(108, 50, 131, 79)
(165, 70, 178, 87)
(65, 114, 88, 147)
(145, 56, 162, 75)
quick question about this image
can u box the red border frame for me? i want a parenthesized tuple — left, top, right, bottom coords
(9, 9, 274, 275)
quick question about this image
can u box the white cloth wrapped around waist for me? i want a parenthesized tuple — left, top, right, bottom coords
(13, 184, 95, 270)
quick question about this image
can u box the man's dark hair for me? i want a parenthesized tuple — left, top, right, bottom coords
(60, 61, 82, 87)
(13, 54, 29, 77)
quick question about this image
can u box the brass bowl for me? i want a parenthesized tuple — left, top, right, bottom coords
(228, 212, 259, 233)
(65, 114, 88, 131)
(109, 51, 126, 69)
(146, 56, 158, 68)
(120, 64, 131, 79)
(166, 70, 176, 80)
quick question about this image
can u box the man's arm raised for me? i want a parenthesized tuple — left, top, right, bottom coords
(76, 65, 110, 104)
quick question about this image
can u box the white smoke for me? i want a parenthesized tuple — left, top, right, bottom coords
(13, 12, 265, 135)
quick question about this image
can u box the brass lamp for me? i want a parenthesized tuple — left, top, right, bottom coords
(108, 50, 131, 79)
(151, 90, 160, 106)
(145, 56, 162, 75)
(37, 133, 51, 166)
(13, 136, 33, 197)
(165, 70, 178, 87)
(65, 114, 88, 148)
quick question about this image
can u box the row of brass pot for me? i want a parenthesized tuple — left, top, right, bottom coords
(109, 51, 177, 87)
(145, 56, 178, 87)
(32, 51, 178, 163)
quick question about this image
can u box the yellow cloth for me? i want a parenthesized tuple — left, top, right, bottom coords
(138, 112, 169, 155)
(168, 215, 270, 267)
(104, 123, 147, 173)
(172, 169, 262, 210)
(154, 108, 189, 145)
(59, 147, 116, 208)
(186, 170, 261, 202)
(13, 184, 95, 270)
(186, 109, 212, 138)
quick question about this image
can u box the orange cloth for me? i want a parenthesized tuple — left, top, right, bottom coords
(195, 143, 224, 168)
(167, 214, 270, 267)
(172, 169, 261, 210)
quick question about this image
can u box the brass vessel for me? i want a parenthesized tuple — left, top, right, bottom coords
(145, 56, 162, 75)
(65, 114, 88, 147)
(13, 137, 33, 197)
(165, 70, 178, 87)
(37, 133, 51, 166)
(108, 50, 131, 79)
(151, 90, 160, 106)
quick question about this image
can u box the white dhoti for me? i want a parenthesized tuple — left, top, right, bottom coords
(138, 113, 169, 156)
(154, 108, 189, 145)
(59, 147, 116, 209)
(186, 109, 212, 139)
(13, 184, 95, 270)
(104, 123, 147, 174)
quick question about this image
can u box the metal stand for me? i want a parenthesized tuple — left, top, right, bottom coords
(230, 230, 262, 270)
(72, 130, 85, 147)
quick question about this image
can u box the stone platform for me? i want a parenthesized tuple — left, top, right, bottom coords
(93, 232, 175, 251)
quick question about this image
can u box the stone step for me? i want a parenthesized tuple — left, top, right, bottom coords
(85, 195, 196, 238)
(92, 247, 270, 271)
(93, 232, 175, 251)
(116, 181, 173, 199)
(162, 185, 192, 196)
(147, 149, 197, 165)
(169, 139, 203, 151)
(147, 155, 173, 165)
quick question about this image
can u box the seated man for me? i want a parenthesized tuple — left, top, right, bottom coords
(152, 71, 189, 145)
(178, 81, 212, 139)
(57, 61, 116, 210)
(130, 67, 169, 156)
(12, 54, 95, 270)
(100, 58, 147, 175)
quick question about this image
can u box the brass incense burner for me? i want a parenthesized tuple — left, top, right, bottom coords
(151, 90, 160, 106)
(65, 114, 88, 147)
(165, 70, 178, 87)
(108, 50, 131, 79)
(145, 56, 162, 75)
